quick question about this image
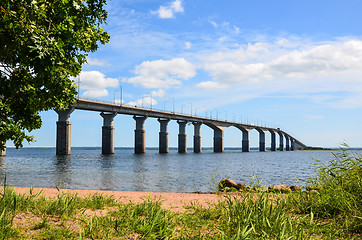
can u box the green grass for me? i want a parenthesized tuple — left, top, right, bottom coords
(0, 146, 361, 239)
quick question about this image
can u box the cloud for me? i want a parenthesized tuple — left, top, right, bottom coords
(200, 40, 362, 91)
(125, 89, 166, 107)
(79, 71, 119, 98)
(204, 62, 266, 84)
(267, 40, 362, 78)
(196, 81, 228, 89)
(126, 96, 157, 107)
(86, 57, 107, 66)
(152, 0, 184, 19)
(150, 89, 166, 97)
(125, 58, 196, 89)
(185, 42, 192, 49)
(82, 89, 109, 98)
(208, 20, 241, 35)
(209, 20, 218, 28)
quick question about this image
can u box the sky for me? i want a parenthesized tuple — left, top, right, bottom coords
(9, 0, 362, 148)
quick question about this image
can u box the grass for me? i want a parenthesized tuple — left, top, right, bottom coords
(0, 146, 361, 239)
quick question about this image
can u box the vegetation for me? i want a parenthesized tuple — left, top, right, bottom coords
(304, 146, 332, 150)
(0, 147, 361, 239)
(0, 0, 109, 149)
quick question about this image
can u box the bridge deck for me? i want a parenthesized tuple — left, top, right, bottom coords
(74, 99, 306, 148)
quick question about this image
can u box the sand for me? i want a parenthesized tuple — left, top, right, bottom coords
(10, 187, 224, 212)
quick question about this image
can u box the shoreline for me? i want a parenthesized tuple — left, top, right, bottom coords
(8, 186, 223, 212)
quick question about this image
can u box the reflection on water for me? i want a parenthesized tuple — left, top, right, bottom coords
(0, 147, 340, 192)
(98, 154, 116, 191)
(54, 155, 72, 188)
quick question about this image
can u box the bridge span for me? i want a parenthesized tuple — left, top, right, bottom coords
(50, 98, 307, 155)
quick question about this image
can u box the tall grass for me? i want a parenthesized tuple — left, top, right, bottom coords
(217, 193, 297, 239)
(289, 144, 362, 234)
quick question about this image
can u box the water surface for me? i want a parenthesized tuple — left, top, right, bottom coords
(0, 148, 336, 192)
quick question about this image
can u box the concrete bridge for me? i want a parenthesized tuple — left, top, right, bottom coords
(57, 99, 306, 155)
(0, 98, 307, 156)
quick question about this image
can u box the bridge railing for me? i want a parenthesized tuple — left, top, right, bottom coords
(78, 97, 276, 128)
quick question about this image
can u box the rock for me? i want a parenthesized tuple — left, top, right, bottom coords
(236, 183, 246, 190)
(268, 184, 291, 193)
(290, 185, 302, 191)
(218, 179, 237, 191)
(219, 179, 237, 188)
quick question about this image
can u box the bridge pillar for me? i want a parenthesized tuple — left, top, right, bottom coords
(278, 132, 284, 151)
(290, 138, 295, 151)
(158, 118, 170, 154)
(193, 122, 202, 153)
(177, 120, 187, 153)
(270, 130, 276, 151)
(257, 129, 266, 152)
(0, 143, 5, 156)
(134, 116, 147, 154)
(241, 130, 250, 152)
(100, 112, 117, 154)
(285, 136, 290, 151)
(213, 128, 224, 153)
(56, 107, 75, 155)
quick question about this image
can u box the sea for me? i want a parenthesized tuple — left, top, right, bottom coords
(0, 147, 340, 192)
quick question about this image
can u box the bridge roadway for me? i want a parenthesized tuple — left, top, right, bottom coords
(53, 98, 307, 155)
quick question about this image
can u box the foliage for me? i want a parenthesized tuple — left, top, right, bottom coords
(0, 0, 109, 149)
(289, 144, 362, 234)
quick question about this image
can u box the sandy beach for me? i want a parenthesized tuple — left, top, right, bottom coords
(10, 187, 224, 212)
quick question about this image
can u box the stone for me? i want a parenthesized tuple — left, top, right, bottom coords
(219, 179, 237, 188)
(236, 183, 246, 190)
(290, 185, 302, 191)
(223, 187, 231, 192)
(268, 184, 291, 193)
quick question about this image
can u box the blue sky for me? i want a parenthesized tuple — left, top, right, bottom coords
(10, 0, 362, 148)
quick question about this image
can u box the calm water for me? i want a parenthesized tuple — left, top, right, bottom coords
(0, 148, 336, 192)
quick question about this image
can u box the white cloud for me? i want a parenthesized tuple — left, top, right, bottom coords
(185, 42, 192, 49)
(152, 0, 184, 19)
(196, 81, 228, 89)
(200, 40, 362, 88)
(114, 99, 124, 105)
(125, 58, 196, 89)
(126, 96, 157, 107)
(209, 20, 218, 28)
(150, 89, 166, 97)
(204, 62, 265, 84)
(86, 57, 107, 66)
(79, 71, 119, 98)
(267, 40, 362, 78)
(233, 26, 240, 34)
(125, 89, 166, 107)
(83, 89, 109, 98)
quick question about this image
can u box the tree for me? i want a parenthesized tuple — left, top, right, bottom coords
(0, 0, 109, 149)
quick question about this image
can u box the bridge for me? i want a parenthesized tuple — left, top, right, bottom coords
(0, 98, 307, 156)
(56, 99, 306, 155)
